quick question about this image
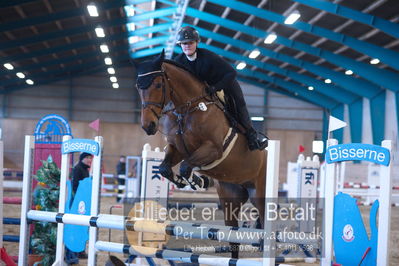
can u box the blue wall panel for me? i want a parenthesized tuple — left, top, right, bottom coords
(370, 91, 386, 145)
(348, 98, 363, 143)
(397, 92, 399, 137)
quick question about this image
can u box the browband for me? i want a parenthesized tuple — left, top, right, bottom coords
(138, 70, 164, 77)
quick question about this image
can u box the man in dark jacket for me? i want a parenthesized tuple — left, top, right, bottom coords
(72, 152, 93, 193)
(115, 155, 126, 203)
(173, 26, 267, 150)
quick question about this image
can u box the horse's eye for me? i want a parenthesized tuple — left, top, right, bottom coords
(155, 83, 162, 89)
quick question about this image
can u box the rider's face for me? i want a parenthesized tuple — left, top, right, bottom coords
(180, 41, 198, 56)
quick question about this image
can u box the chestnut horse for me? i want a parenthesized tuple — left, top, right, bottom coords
(135, 51, 267, 258)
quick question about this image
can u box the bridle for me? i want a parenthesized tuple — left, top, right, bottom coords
(137, 68, 211, 120)
(137, 70, 167, 120)
(137, 66, 220, 156)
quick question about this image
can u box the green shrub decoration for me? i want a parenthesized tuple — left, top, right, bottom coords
(30, 156, 61, 265)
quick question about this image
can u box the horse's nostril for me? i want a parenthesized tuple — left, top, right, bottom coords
(149, 121, 156, 130)
(142, 121, 157, 135)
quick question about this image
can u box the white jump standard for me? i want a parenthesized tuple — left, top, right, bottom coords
(18, 135, 103, 266)
(322, 139, 393, 266)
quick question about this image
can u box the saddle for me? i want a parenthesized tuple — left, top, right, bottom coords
(213, 90, 245, 134)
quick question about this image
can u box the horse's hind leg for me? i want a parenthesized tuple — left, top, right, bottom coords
(250, 164, 266, 229)
(216, 181, 249, 259)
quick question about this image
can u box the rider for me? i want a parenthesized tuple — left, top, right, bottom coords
(173, 26, 268, 151)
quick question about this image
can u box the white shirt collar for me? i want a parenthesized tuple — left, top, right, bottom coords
(186, 52, 197, 61)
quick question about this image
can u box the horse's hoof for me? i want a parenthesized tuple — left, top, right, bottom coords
(183, 174, 210, 191)
(174, 174, 189, 188)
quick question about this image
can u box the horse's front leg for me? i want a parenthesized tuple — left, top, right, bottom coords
(179, 141, 220, 190)
(159, 144, 188, 188)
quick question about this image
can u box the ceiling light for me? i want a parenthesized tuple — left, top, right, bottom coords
(87, 4, 99, 17)
(284, 10, 301, 25)
(345, 70, 353, 75)
(249, 49, 260, 59)
(26, 79, 34, 85)
(3, 63, 14, 70)
(236, 62, 246, 70)
(308, 86, 314, 91)
(324, 78, 332, 84)
(100, 44, 109, 53)
(110, 76, 117, 83)
(107, 67, 115, 74)
(264, 32, 277, 44)
(95, 27, 105, 38)
(128, 36, 141, 44)
(251, 116, 264, 122)
(16, 72, 25, 79)
(370, 58, 380, 65)
(124, 5, 135, 17)
(112, 83, 119, 89)
(127, 22, 135, 31)
(104, 57, 112, 65)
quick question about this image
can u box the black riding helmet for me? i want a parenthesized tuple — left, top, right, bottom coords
(176, 26, 200, 44)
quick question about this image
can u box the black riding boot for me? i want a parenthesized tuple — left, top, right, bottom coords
(246, 127, 268, 150)
(228, 80, 268, 150)
(235, 99, 268, 150)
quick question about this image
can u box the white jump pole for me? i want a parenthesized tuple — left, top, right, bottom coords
(377, 140, 392, 265)
(88, 136, 103, 265)
(95, 241, 262, 266)
(263, 140, 280, 266)
(322, 139, 337, 266)
(54, 135, 72, 265)
(18, 135, 35, 266)
(27, 210, 265, 245)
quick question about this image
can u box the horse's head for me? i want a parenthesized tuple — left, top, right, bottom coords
(135, 50, 166, 135)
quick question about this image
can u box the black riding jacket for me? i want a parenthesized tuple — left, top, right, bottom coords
(72, 161, 90, 193)
(174, 48, 237, 92)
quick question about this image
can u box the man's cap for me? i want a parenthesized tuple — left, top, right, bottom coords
(79, 152, 92, 161)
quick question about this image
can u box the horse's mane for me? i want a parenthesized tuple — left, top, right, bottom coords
(163, 59, 204, 85)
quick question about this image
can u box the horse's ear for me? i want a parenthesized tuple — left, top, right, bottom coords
(160, 49, 165, 60)
(154, 49, 165, 68)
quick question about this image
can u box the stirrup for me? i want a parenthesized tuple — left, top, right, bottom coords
(257, 138, 268, 150)
(248, 132, 268, 150)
